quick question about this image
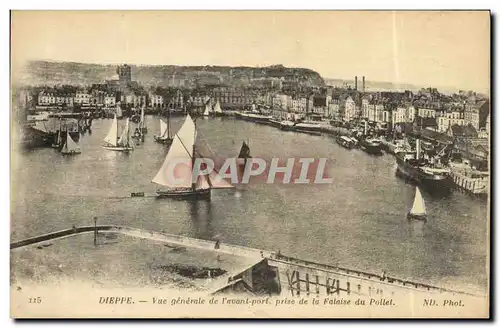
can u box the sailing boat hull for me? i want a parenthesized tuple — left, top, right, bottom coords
(101, 145, 134, 152)
(61, 150, 81, 155)
(154, 136, 173, 146)
(156, 188, 211, 200)
(396, 155, 453, 192)
(406, 213, 427, 221)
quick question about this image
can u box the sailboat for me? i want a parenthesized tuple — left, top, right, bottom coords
(237, 141, 251, 163)
(213, 100, 223, 116)
(51, 130, 62, 148)
(101, 115, 134, 152)
(236, 141, 251, 179)
(61, 131, 81, 155)
(203, 102, 212, 117)
(154, 118, 173, 146)
(407, 187, 427, 221)
(152, 114, 234, 200)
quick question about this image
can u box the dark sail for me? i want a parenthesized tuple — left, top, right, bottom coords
(238, 141, 251, 159)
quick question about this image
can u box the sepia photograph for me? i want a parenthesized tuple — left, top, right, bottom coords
(10, 10, 490, 318)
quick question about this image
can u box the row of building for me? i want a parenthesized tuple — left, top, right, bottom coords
(33, 85, 490, 135)
(36, 89, 185, 109)
(28, 64, 490, 138)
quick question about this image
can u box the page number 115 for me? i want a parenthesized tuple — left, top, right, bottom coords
(28, 297, 42, 304)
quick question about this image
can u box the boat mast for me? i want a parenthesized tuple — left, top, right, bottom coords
(167, 108, 171, 139)
(191, 119, 197, 191)
(126, 119, 130, 147)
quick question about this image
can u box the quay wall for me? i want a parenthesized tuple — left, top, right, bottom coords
(10, 225, 480, 297)
(450, 171, 489, 195)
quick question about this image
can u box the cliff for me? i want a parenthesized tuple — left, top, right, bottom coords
(15, 61, 325, 89)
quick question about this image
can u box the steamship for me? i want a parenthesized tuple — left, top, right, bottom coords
(396, 139, 453, 193)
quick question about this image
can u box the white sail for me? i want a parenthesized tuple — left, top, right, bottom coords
(203, 104, 211, 116)
(208, 171, 234, 189)
(152, 114, 196, 188)
(103, 115, 118, 146)
(62, 131, 80, 153)
(410, 187, 426, 216)
(118, 118, 130, 146)
(196, 174, 211, 190)
(159, 119, 169, 138)
(66, 132, 80, 151)
(214, 101, 222, 113)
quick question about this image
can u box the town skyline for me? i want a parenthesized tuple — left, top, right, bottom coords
(11, 11, 490, 94)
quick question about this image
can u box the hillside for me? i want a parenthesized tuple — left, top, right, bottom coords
(14, 61, 325, 89)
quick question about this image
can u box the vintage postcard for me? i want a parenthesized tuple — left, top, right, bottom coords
(10, 10, 490, 318)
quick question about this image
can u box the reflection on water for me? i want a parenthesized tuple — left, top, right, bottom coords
(408, 220, 425, 238)
(11, 116, 488, 293)
(189, 200, 214, 240)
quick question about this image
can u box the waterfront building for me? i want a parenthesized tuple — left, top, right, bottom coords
(123, 93, 147, 108)
(38, 91, 55, 105)
(417, 107, 437, 118)
(190, 94, 210, 107)
(104, 94, 116, 107)
(289, 96, 308, 114)
(74, 90, 91, 104)
(392, 107, 407, 125)
(361, 98, 371, 119)
(328, 99, 340, 119)
(38, 90, 75, 107)
(343, 96, 356, 122)
(91, 90, 106, 106)
(212, 87, 257, 108)
(171, 90, 184, 108)
(464, 100, 489, 131)
(408, 105, 416, 122)
(367, 104, 376, 122)
(437, 110, 465, 132)
(148, 93, 164, 109)
(374, 104, 385, 122)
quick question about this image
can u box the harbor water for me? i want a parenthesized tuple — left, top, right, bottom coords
(11, 116, 488, 294)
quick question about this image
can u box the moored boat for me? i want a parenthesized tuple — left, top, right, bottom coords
(154, 109, 173, 146)
(203, 103, 212, 117)
(336, 135, 354, 149)
(60, 131, 81, 155)
(396, 152, 453, 192)
(279, 120, 296, 131)
(293, 122, 323, 136)
(213, 100, 223, 117)
(246, 111, 273, 125)
(269, 118, 282, 128)
(359, 137, 383, 155)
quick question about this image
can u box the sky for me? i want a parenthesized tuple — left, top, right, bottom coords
(11, 11, 490, 93)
